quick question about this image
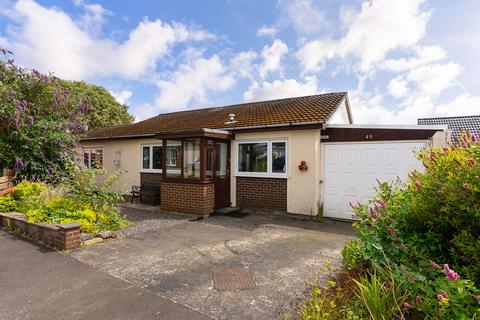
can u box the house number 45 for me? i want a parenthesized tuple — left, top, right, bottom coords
(365, 134, 374, 140)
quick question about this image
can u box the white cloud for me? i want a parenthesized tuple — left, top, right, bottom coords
(387, 76, 409, 99)
(109, 90, 132, 104)
(259, 39, 288, 79)
(296, 38, 337, 73)
(243, 76, 319, 102)
(154, 55, 235, 110)
(381, 45, 447, 72)
(2, 0, 215, 80)
(230, 50, 258, 80)
(435, 93, 480, 117)
(256, 25, 277, 37)
(297, 0, 430, 73)
(73, 0, 112, 35)
(407, 62, 461, 97)
(278, 0, 327, 35)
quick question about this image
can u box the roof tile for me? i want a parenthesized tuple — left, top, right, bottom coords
(84, 92, 347, 139)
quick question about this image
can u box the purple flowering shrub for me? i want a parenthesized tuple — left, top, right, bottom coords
(346, 133, 480, 318)
(0, 51, 85, 182)
(0, 49, 134, 182)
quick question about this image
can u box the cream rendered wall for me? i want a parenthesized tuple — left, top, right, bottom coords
(231, 129, 322, 215)
(80, 138, 160, 193)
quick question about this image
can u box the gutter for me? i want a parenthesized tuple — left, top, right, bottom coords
(80, 133, 155, 141)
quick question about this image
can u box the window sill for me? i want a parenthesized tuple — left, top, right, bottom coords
(234, 172, 288, 179)
(140, 169, 162, 173)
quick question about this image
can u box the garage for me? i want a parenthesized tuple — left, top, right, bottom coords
(322, 141, 426, 220)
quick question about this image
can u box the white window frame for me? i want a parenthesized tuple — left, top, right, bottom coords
(83, 148, 104, 168)
(235, 139, 288, 178)
(140, 144, 162, 173)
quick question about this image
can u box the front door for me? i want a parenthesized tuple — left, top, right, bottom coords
(207, 140, 230, 208)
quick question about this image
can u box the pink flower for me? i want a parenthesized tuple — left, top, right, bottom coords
(385, 216, 392, 224)
(468, 159, 477, 166)
(416, 296, 424, 304)
(438, 290, 449, 302)
(370, 207, 378, 219)
(430, 260, 441, 269)
(444, 264, 460, 281)
(414, 182, 422, 190)
(403, 302, 412, 309)
(476, 295, 480, 303)
(438, 294, 446, 301)
(389, 228, 397, 240)
(463, 183, 471, 190)
(376, 200, 387, 209)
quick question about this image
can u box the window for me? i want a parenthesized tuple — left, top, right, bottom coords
(237, 140, 287, 177)
(183, 139, 201, 179)
(83, 148, 103, 168)
(166, 140, 182, 177)
(141, 144, 162, 171)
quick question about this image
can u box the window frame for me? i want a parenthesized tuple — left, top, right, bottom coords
(83, 147, 104, 169)
(140, 143, 163, 173)
(235, 139, 288, 178)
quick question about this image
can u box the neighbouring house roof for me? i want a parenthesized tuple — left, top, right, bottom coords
(82, 92, 350, 140)
(418, 115, 480, 141)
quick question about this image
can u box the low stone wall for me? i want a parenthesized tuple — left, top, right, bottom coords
(0, 212, 81, 250)
(160, 181, 215, 215)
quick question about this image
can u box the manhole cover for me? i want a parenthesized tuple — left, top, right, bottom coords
(212, 267, 256, 291)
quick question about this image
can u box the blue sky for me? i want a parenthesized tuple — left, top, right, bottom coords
(1, 0, 479, 123)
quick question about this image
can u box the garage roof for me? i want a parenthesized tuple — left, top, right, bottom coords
(83, 92, 349, 140)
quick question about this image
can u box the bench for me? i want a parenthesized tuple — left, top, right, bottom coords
(131, 182, 160, 204)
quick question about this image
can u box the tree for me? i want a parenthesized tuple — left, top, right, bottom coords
(0, 49, 134, 181)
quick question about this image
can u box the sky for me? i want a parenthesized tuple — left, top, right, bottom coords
(0, 0, 479, 124)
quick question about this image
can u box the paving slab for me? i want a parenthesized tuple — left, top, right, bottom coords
(71, 211, 354, 319)
(0, 229, 211, 320)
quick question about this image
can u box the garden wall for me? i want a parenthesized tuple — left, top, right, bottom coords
(0, 212, 81, 250)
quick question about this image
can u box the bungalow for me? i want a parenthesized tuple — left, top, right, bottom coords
(80, 92, 447, 219)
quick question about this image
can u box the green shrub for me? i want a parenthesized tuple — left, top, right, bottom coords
(350, 133, 480, 318)
(0, 195, 17, 212)
(342, 239, 367, 271)
(352, 271, 404, 320)
(11, 181, 47, 201)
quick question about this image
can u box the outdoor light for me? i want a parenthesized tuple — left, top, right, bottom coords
(113, 159, 121, 165)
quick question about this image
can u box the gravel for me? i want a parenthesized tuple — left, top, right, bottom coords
(116, 205, 191, 238)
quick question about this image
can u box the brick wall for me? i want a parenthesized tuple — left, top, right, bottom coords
(140, 172, 162, 184)
(236, 177, 287, 211)
(160, 181, 215, 215)
(0, 212, 80, 250)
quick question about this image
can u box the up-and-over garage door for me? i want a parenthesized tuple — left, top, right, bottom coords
(323, 141, 426, 220)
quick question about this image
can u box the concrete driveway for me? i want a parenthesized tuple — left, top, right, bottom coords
(71, 208, 354, 320)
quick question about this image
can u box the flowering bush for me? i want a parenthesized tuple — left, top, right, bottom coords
(0, 172, 127, 234)
(0, 48, 133, 182)
(347, 133, 480, 318)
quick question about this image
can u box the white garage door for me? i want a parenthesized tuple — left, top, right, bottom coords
(323, 141, 426, 220)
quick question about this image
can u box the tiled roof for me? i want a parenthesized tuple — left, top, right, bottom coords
(83, 92, 348, 139)
(418, 115, 480, 141)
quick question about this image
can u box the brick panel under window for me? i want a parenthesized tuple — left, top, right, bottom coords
(236, 177, 287, 211)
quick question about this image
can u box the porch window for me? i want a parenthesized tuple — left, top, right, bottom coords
(83, 148, 103, 168)
(166, 140, 182, 178)
(183, 139, 201, 179)
(237, 140, 287, 177)
(141, 144, 162, 171)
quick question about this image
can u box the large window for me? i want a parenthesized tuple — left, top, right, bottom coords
(141, 144, 162, 171)
(237, 140, 287, 177)
(84, 148, 103, 168)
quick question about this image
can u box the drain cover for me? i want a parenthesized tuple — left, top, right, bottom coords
(212, 267, 256, 291)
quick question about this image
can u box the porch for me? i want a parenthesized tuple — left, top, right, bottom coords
(140, 128, 232, 215)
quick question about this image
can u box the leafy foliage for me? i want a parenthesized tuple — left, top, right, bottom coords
(347, 133, 480, 319)
(0, 169, 127, 234)
(0, 49, 134, 181)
